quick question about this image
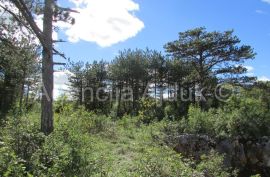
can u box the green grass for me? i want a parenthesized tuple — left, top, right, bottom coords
(0, 109, 230, 177)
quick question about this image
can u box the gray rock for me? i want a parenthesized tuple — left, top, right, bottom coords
(166, 134, 270, 176)
(262, 139, 270, 167)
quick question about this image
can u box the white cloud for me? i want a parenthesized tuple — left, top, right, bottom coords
(1, 0, 144, 47)
(258, 76, 270, 81)
(262, 0, 270, 4)
(244, 65, 255, 76)
(255, 9, 268, 14)
(246, 72, 255, 77)
(54, 70, 72, 99)
(59, 0, 144, 47)
(245, 65, 254, 72)
(235, 65, 255, 76)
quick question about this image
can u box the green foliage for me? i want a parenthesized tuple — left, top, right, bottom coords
(165, 27, 255, 82)
(196, 151, 231, 177)
(1, 77, 270, 177)
(138, 98, 158, 124)
(164, 104, 177, 120)
(54, 94, 73, 114)
(64, 28, 257, 117)
(0, 14, 40, 115)
(250, 175, 262, 177)
(0, 111, 43, 176)
(133, 147, 197, 177)
(1, 9, 269, 176)
(185, 105, 216, 136)
(220, 94, 270, 138)
(184, 90, 270, 139)
(0, 144, 26, 177)
(68, 61, 84, 106)
(0, 108, 234, 176)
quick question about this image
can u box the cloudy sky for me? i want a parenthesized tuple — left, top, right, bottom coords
(53, 0, 270, 98)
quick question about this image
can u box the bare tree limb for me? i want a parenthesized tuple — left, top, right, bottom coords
(12, 0, 45, 47)
(0, 4, 34, 34)
(53, 48, 69, 60)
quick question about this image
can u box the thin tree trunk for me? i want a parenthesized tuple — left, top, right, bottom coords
(25, 83, 30, 107)
(79, 79, 83, 105)
(19, 77, 25, 111)
(110, 82, 114, 109)
(1, 74, 15, 116)
(19, 70, 26, 111)
(117, 82, 122, 116)
(154, 69, 157, 100)
(167, 73, 170, 99)
(41, 0, 54, 135)
(154, 69, 157, 109)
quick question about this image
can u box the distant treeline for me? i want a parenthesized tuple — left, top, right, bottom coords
(67, 27, 256, 117)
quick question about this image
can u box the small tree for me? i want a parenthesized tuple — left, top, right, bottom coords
(0, 20, 40, 116)
(68, 61, 85, 106)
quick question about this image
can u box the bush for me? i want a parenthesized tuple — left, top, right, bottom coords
(184, 94, 270, 139)
(0, 112, 45, 172)
(0, 144, 26, 177)
(222, 95, 270, 138)
(54, 94, 73, 114)
(196, 150, 233, 177)
(164, 104, 177, 120)
(4, 96, 267, 176)
(138, 98, 161, 124)
(30, 110, 115, 176)
(133, 147, 198, 177)
(184, 105, 216, 136)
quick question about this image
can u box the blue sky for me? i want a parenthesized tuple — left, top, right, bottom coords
(53, 0, 270, 96)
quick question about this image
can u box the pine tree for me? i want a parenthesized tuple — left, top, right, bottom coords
(165, 27, 256, 108)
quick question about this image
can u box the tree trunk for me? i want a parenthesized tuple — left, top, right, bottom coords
(19, 71, 26, 111)
(154, 69, 157, 108)
(117, 82, 122, 117)
(25, 82, 30, 108)
(1, 74, 15, 116)
(41, 0, 54, 135)
(79, 80, 83, 105)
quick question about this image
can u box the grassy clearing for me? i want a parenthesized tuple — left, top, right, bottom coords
(0, 109, 230, 176)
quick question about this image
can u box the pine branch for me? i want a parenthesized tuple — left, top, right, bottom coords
(0, 4, 33, 34)
(3, 1, 71, 61)
(12, 0, 45, 47)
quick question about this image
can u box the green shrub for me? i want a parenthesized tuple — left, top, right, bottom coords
(250, 175, 262, 177)
(184, 94, 270, 139)
(164, 104, 177, 120)
(4, 98, 266, 176)
(54, 94, 73, 115)
(1, 113, 45, 171)
(196, 150, 233, 177)
(31, 112, 115, 176)
(138, 98, 159, 124)
(0, 144, 26, 177)
(133, 147, 198, 177)
(222, 95, 270, 138)
(185, 105, 216, 136)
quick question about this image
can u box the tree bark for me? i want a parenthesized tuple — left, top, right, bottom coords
(19, 74, 25, 111)
(117, 82, 122, 117)
(41, 0, 54, 135)
(1, 74, 15, 116)
(25, 82, 30, 108)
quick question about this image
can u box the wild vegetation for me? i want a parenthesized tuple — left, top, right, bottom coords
(1, 0, 270, 177)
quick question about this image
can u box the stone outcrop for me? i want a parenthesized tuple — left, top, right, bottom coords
(166, 134, 270, 176)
